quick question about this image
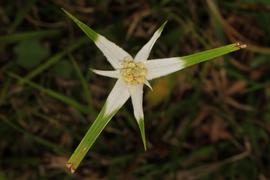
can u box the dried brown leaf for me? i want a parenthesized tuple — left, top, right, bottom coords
(224, 96, 253, 111)
(226, 80, 246, 95)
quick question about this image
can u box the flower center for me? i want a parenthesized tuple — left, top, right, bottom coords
(120, 57, 147, 85)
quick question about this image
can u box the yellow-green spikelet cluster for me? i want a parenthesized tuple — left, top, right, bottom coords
(120, 58, 147, 84)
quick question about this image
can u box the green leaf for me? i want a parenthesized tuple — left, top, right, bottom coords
(0, 30, 60, 44)
(14, 39, 50, 69)
(69, 55, 95, 114)
(66, 104, 118, 173)
(0, 116, 64, 154)
(62, 9, 98, 42)
(180, 43, 246, 68)
(8, 72, 89, 114)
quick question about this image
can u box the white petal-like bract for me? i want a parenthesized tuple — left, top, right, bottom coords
(144, 57, 185, 80)
(104, 79, 130, 115)
(95, 36, 132, 69)
(129, 84, 144, 121)
(134, 21, 167, 61)
(91, 69, 119, 79)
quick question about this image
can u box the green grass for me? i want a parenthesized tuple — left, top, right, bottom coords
(0, 1, 270, 179)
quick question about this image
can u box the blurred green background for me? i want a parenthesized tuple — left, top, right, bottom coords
(1, 0, 270, 179)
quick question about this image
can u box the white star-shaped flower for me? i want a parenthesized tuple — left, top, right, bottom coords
(90, 20, 183, 150)
(63, 9, 245, 173)
(65, 10, 184, 149)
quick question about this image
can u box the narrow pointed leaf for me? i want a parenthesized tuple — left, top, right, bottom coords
(0, 30, 60, 44)
(62, 9, 131, 68)
(138, 118, 147, 150)
(67, 79, 129, 173)
(146, 43, 246, 80)
(66, 104, 118, 173)
(8, 72, 90, 114)
(135, 21, 167, 61)
(62, 9, 98, 41)
(180, 43, 246, 68)
(129, 85, 146, 149)
(70, 55, 95, 115)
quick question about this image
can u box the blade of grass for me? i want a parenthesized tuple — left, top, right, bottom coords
(9, 0, 37, 32)
(0, 116, 65, 153)
(163, 9, 209, 47)
(206, 0, 270, 54)
(69, 55, 96, 115)
(18, 37, 88, 85)
(8, 72, 90, 114)
(0, 30, 60, 43)
(2, 157, 40, 166)
(0, 76, 11, 105)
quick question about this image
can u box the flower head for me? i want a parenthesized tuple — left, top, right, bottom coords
(120, 58, 147, 85)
